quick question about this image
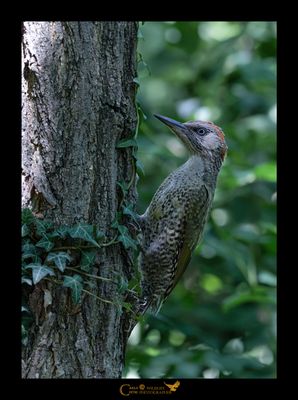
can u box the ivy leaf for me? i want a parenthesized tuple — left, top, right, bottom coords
(22, 208, 35, 225)
(117, 224, 128, 235)
(111, 213, 122, 229)
(132, 146, 138, 159)
(68, 224, 100, 248)
(46, 252, 72, 272)
(137, 29, 144, 39)
(22, 277, 32, 286)
(22, 242, 36, 254)
(85, 279, 96, 290)
(25, 263, 55, 284)
(116, 181, 129, 196)
(63, 274, 83, 303)
(116, 138, 138, 148)
(118, 232, 138, 251)
(94, 226, 105, 241)
(80, 249, 97, 272)
(34, 219, 53, 237)
(137, 52, 143, 63)
(36, 235, 54, 251)
(136, 159, 145, 176)
(123, 204, 139, 223)
(132, 78, 140, 87)
(116, 275, 129, 294)
(115, 224, 139, 250)
(22, 243, 40, 262)
(50, 226, 71, 239)
(22, 224, 30, 237)
(137, 104, 147, 121)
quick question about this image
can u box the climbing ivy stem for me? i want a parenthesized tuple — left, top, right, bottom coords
(81, 288, 114, 305)
(65, 266, 116, 283)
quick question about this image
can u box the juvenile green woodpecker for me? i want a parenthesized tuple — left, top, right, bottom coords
(139, 114, 227, 313)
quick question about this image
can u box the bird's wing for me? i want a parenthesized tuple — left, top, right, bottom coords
(165, 241, 191, 297)
(164, 184, 210, 298)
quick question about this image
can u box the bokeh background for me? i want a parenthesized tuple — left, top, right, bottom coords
(124, 21, 276, 379)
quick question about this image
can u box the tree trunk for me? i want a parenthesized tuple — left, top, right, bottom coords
(21, 21, 138, 378)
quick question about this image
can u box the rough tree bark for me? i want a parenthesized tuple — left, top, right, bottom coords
(22, 21, 138, 378)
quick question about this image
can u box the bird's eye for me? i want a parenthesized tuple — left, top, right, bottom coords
(197, 128, 207, 135)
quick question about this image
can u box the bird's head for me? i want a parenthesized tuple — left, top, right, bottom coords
(154, 114, 227, 163)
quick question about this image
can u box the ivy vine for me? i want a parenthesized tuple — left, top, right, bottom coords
(22, 206, 141, 296)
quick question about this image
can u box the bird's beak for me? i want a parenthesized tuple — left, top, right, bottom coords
(154, 114, 186, 131)
(154, 114, 190, 148)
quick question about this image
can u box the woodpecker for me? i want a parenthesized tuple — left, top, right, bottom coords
(139, 114, 227, 313)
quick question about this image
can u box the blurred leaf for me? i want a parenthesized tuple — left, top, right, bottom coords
(137, 30, 144, 39)
(258, 271, 276, 287)
(126, 20, 276, 379)
(254, 162, 276, 182)
(223, 287, 276, 312)
(200, 274, 223, 293)
(223, 338, 244, 354)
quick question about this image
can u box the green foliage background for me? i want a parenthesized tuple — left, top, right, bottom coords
(124, 21, 276, 379)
